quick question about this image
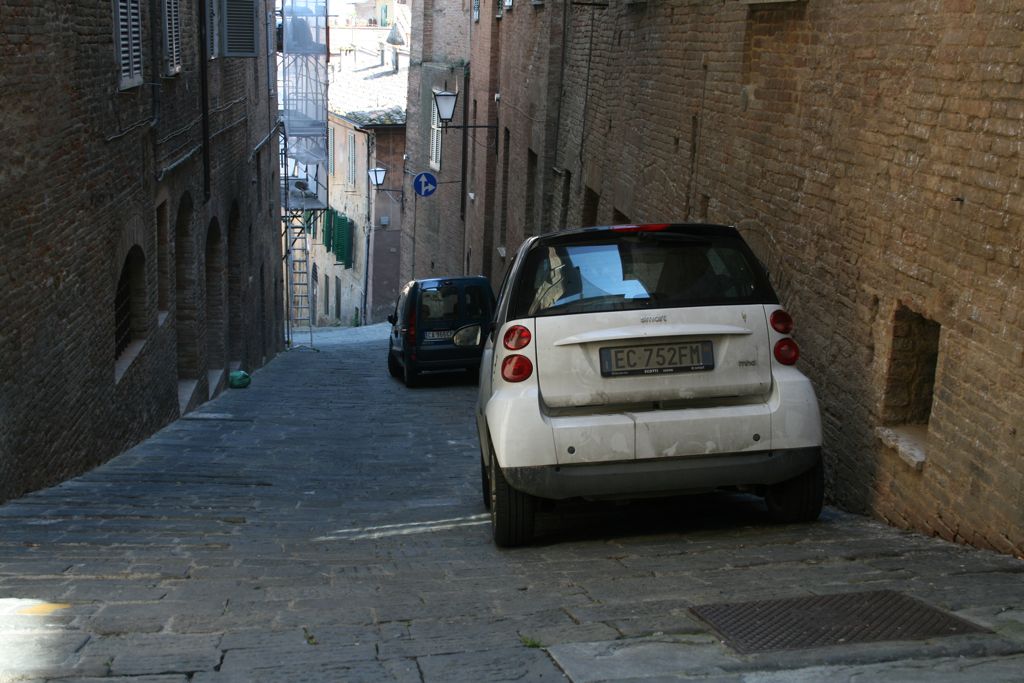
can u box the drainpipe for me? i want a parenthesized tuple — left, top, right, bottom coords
(197, 0, 212, 201)
(362, 130, 373, 324)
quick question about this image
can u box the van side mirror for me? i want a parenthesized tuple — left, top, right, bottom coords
(387, 313, 396, 325)
(452, 324, 482, 347)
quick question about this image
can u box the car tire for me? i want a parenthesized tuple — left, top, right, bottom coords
(765, 458, 824, 523)
(490, 454, 535, 547)
(402, 358, 418, 388)
(387, 350, 401, 379)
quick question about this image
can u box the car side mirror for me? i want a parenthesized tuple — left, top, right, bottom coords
(387, 313, 396, 325)
(452, 324, 482, 347)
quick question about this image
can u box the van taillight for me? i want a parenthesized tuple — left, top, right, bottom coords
(501, 355, 533, 382)
(503, 325, 532, 350)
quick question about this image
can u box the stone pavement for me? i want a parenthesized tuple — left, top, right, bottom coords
(1, 324, 1023, 682)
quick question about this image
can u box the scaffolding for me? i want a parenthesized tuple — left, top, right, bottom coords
(278, 0, 328, 349)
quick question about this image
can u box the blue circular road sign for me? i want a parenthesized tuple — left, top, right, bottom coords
(413, 172, 438, 198)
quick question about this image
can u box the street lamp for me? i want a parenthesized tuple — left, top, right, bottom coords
(368, 167, 387, 187)
(368, 166, 404, 203)
(431, 90, 496, 137)
(433, 90, 459, 125)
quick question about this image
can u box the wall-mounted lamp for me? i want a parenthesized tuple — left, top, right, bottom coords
(368, 166, 404, 203)
(434, 91, 459, 124)
(368, 167, 388, 187)
(432, 90, 497, 142)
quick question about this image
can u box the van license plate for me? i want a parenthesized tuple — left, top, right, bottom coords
(600, 341, 714, 377)
(424, 330, 454, 341)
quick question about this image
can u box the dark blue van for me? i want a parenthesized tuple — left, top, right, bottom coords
(387, 276, 495, 387)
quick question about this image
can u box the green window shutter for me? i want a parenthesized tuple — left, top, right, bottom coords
(334, 214, 353, 268)
(323, 210, 334, 251)
(331, 213, 343, 262)
(343, 218, 354, 268)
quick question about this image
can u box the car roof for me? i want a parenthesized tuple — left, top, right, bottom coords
(530, 223, 742, 246)
(415, 276, 490, 288)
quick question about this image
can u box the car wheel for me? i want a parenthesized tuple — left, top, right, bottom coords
(387, 350, 401, 379)
(402, 358, 418, 388)
(489, 454, 535, 547)
(765, 458, 824, 523)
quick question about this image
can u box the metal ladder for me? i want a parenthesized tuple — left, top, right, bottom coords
(285, 216, 314, 349)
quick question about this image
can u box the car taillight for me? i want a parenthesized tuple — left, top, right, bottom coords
(501, 355, 533, 382)
(770, 309, 794, 334)
(503, 325, 532, 350)
(610, 223, 671, 233)
(774, 338, 800, 365)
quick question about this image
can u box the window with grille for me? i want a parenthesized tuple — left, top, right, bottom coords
(115, 0, 143, 89)
(429, 98, 442, 170)
(223, 0, 257, 56)
(162, 0, 182, 75)
(347, 132, 357, 184)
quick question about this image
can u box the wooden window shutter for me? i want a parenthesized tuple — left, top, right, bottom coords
(207, 0, 220, 58)
(117, 0, 143, 89)
(163, 0, 182, 75)
(429, 100, 441, 169)
(223, 0, 257, 57)
(333, 214, 353, 269)
(327, 127, 336, 176)
(347, 133, 357, 184)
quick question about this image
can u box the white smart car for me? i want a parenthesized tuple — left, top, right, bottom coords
(459, 223, 823, 546)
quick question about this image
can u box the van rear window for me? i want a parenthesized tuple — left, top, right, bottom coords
(420, 285, 459, 321)
(463, 285, 490, 318)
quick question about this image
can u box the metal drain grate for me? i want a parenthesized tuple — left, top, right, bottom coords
(690, 590, 989, 654)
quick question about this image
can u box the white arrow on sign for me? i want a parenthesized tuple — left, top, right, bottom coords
(414, 172, 437, 197)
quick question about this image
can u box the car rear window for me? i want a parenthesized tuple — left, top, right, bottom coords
(509, 229, 777, 318)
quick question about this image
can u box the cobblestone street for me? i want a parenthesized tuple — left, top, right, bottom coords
(1, 325, 1023, 682)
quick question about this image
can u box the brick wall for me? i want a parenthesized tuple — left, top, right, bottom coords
(0, 1, 283, 503)
(466, 0, 1024, 555)
(402, 0, 470, 281)
(368, 126, 406, 321)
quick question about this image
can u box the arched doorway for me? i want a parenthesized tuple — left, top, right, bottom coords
(114, 246, 146, 360)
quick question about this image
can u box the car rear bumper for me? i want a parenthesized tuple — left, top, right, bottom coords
(503, 446, 821, 500)
(485, 367, 822, 470)
(410, 346, 482, 371)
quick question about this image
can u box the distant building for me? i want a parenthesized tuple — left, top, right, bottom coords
(401, 0, 471, 281)
(317, 16, 408, 325)
(0, 1, 282, 502)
